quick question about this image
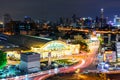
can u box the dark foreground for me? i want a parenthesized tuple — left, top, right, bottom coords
(46, 72, 120, 80)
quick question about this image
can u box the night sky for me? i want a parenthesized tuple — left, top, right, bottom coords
(0, 0, 120, 21)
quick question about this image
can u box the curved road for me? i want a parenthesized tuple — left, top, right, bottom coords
(33, 41, 99, 80)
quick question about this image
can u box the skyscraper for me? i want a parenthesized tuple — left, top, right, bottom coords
(100, 8, 104, 19)
(3, 13, 12, 24)
(99, 8, 106, 28)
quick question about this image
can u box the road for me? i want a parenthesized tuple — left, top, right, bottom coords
(4, 40, 99, 80)
(33, 41, 99, 80)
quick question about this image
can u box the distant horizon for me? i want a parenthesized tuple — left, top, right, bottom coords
(0, 12, 117, 22)
(0, 0, 120, 22)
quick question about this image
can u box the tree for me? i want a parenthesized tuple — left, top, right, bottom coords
(72, 35, 89, 52)
(98, 35, 104, 53)
(0, 50, 7, 69)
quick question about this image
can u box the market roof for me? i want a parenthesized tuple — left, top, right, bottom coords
(8, 35, 53, 49)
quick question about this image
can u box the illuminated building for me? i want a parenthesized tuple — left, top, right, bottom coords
(100, 8, 104, 20)
(116, 42, 120, 61)
(99, 8, 107, 28)
(19, 52, 40, 73)
(7, 35, 80, 59)
(95, 8, 107, 28)
(113, 15, 120, 28)
(31, 40, 80, 58)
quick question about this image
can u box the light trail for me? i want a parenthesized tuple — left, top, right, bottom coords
(73, 59, 85, 69)
(33, 41, 100, 80)
(5, 41, 99, 80)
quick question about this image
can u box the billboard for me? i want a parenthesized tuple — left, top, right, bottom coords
(104, 51, 116, 62)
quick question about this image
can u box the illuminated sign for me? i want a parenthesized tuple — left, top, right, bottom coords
(105, 51, 116, 62)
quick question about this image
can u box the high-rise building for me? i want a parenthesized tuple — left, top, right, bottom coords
(113, 15, 120, 28)
(100, 8, 104, 19)
(99, 8, 107, 28)
(72, 14, 77, 23)
(3, 14, 12, 33)
(24, 16, 33, 23)
(115, 42, 120, 61)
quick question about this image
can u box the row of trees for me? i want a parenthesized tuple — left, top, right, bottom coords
(0, 50, 7, 70)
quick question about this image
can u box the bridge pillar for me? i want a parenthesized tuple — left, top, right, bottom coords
(108, 34, 111, 44)
(116, 34, 119, 42)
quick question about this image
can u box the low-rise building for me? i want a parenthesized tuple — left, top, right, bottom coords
(19, 52, 40, 73)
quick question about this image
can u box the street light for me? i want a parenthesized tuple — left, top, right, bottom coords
(25, 74, 28, 80)
(54, 68, 58, 73)
(15, 76, 19, 79)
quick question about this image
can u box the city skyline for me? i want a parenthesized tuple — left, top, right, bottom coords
(0, 0, 120, 21)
